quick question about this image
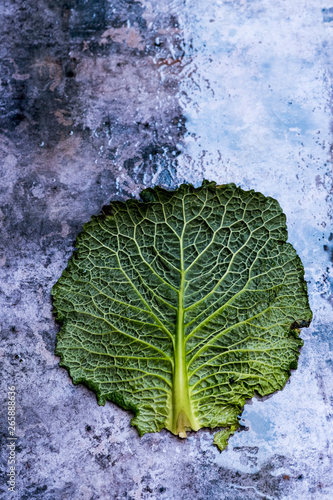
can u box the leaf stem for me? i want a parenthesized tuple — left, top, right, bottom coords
(167, 197, 199, 436)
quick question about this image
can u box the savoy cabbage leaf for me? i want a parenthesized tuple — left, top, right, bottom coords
(52, 181, 312, 450)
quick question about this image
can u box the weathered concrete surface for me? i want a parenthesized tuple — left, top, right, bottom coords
(0, 0, 332, 499)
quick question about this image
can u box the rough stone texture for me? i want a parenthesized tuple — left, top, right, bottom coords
(0, 0, 332, 499)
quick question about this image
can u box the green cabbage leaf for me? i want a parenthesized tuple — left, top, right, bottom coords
(52, 181, 312, 450)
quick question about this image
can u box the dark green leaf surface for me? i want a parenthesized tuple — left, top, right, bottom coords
(52, 181, 312, 450)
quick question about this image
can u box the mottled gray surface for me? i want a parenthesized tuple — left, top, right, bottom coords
(0, 0, 332, 499)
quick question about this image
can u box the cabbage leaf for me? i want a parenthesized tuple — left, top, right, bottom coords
(52, 181, 312, 450)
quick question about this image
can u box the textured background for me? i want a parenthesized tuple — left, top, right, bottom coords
(0, 0, 332, 499)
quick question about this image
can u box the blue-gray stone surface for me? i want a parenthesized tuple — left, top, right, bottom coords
(0, 1, 332, 499)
